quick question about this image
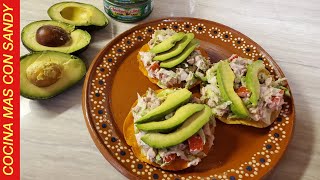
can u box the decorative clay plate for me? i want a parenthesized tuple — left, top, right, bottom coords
(82, 17, 295, 180)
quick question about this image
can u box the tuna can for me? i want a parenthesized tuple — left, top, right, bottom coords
(103, 0, 153, 23)
(108, 0, 148, 4)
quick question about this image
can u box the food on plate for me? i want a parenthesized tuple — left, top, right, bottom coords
(200, 54, 289, 128)
(137, 29, 211, 89)
(20, 51, 86, 99)
(21, 20, 91, 54)
(48, 2, 108, 30)
(123, 89, 216, 170)
(153, 33, 195, 61)
(150, 32, 185, 54)
(160, 40, 199, 68)
(136, 103, 204, 132)
(135, 88, 192, 124)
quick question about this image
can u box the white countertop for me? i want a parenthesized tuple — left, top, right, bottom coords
(21, 0, 320, 179)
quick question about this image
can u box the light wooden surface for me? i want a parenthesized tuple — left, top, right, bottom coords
(20, 0, 320, 179)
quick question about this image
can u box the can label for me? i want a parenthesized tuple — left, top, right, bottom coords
(104, 0, 153, 22)
(108, 0, 147, 4)
(109, 6, 141, 16)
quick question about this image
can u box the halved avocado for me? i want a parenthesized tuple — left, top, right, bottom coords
(48, 2, 108, 30)
(22, 20, 91, 54)
(20, 51, 86, 100)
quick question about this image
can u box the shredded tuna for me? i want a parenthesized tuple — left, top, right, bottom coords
(187, 157, 201, 167)
(146, 148, 157, 161)
(201, 54, 285, 124)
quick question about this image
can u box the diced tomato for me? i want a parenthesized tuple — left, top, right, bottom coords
(149, 63, 160, 71)
(163, 153, 177, 163)
(279, 90, 284, 95)
(236, 86, 250, 97)
(272, 96, 281, 103)
(281, 80, 288, 86)
(188, 135, 203, 153)
(229, 54, 239, 61)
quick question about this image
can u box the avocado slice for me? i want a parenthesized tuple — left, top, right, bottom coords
(153, 33, 195, 61)
(246, 61, 266, 106)
(21, 20, 91, 54)
(150, 32, 185, 54)
(20, 51, 86, 100)
(48, 2, 108, 30)
(136, 103, 204, 132)
(216, 61, 250, 118)
(141, 105, 212, 148)
(160, 39, 199, 68)
(135, 89, 192, 124)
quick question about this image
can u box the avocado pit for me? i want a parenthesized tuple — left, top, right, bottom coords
(26, 61, 63, 87)
(36, 25, 70, 47)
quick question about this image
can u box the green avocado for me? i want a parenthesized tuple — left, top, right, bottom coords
(136, 103, 204, 132)
(150, 32, 185, 54)
(20, 51, 86, 100)
(156, 89, 176, 98)
(135, 89, 192, 124)
(141, 105, 212, 148)
(48, 2, 108, 30)
(160, 39, 199, 68)
(246, 61, 266, 106)
(21, 20, 91, 54)
(153, 33, 195, 61)
(217, 61, 250, 118)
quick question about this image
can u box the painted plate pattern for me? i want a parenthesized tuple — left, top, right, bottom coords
(82, 17, 295, 180)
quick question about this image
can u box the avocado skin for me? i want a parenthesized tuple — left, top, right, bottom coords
(141, 105, 212, 149)
(150, 32, 185, 54)
(48, 2, 109, 29)
(153, 33, 195, 61)
(21, 20, 91, 55)
(135, 89, 192, 124)
(216, 61, 249, 118)
(136, 103, 204, 132)
(76, 24, 108, 32)
(20, 51, 87, 100)
(160, 39, 199, 68)
(245, 61, 266, 106)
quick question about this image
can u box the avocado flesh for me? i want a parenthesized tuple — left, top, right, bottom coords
(150, 32, 185, 54)
(153, 33, 195, 61)
(20, 51, 86, 99)
(136, 103, 204, 132)
(160, 39, 199, 68)
(245, 61, 266, 106)
(22, 20, 91, 54)
(141, 105, 212, 149)
(135, 89, 192, 124)
(48, 2, 108, 28)
(217, 61, 250, 118)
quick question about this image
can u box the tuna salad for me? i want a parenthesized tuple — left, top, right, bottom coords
(201, 54, 289, 125)
(132, 89, 216, 167)
(139, 29, 211, 89)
